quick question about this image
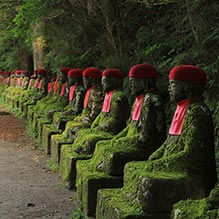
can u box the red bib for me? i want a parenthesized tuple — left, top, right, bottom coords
(37, 79, 43, 89)
(83, 87, 92, 108)
(28, 79, 33, 88)
(132, 94, 144, 121)
(10, 78, 14, 86)
(59, 82, 66, 96)
(16, 78, 21, 86)
(33, 78, 39, 88)
(21, 78, 25, 87)
(69, 85, 76, 101)
(102, 91, 113, 113)
(169, 99, 190, 135)
(47, 82, 53, 93)
(53, 80, 59, 93)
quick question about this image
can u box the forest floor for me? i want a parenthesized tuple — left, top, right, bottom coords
(0, 104, 77, 219)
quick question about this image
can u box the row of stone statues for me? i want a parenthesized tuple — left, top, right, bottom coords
(0, 64, 217, 218)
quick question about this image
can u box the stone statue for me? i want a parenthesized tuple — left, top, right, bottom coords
(96, 65, 217, 219)
(73, 68, 129, 155)
(59, 68, 130, 188)
(50, 67, 103, 165)
(172, 182, 219, 218)
(31, 67, 70, 138)
(19, 69, 48, 116)
(41, 68, 86, 154)
(76, 63, 166, 216)
(52, 69, 86, 130)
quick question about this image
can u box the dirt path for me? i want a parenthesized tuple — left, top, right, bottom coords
(0, 105, 77, 219)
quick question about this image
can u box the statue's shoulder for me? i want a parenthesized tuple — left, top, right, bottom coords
(144, 92, 163, 107)
(112, 90, 127, 101)
(75, 85, 86, 93)
(188, 99, 211, 118)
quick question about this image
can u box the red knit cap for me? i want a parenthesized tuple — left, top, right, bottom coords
(15, 70, 21, 75)
(68, 68, 83, 78)
(82, 67, 102, 78)
(169, 65, 207, 84)
(20, 70, 28, 74)
(129, 63, 157, 78)
(4, 71, 11, 76)
(60, 67, 71, 74)
(102, 69, 124, 79)
(37, 69, 47, 75)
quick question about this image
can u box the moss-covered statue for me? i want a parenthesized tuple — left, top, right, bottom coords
(59, 68, 130, 189)
(11, 70, 30, 111)
(76, 63, 166, 216)
(172, 182, 219, 219)
(50, 67, 103, 154)
(96, 65, 217, 219)
(27, 72, 58, 121)
(41, 68, 86, 154)
(31, 67, 70, 139)
(0, 71, 11, 95)
(20, 69, 48, 116)
(5, 70, 23, 108)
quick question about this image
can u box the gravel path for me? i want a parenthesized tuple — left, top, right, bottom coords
(0, 105, 77, 219)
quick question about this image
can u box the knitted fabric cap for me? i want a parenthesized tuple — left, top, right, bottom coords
(169, 65, 207, 84)
(60, 67, 71, 74)
(82, 67, 102, 78)
(37, 69, 47, 75)
(4, 71, 11, 76)
(129, 63, 157, 78)
(102, 69, 124, 79)
(15, 70, 22, 75)
(20, 70, 28, 74)
(68, 68, 83, 78)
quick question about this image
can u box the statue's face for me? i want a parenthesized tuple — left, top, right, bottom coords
(129, 77, 146, 96)
(102, 76, 113, 92)
(168, 79, 187, 103)
(60, 73, 67, 83)
(68, 77, 76, 87)
(83, 76, 93, 89)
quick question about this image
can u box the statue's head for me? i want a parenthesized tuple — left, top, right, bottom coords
(33, 69, 38, 78)
(102, 69, 124, 92)
(67, 68, 83, 87)
(37, 69, 47, 79)
(82, 67, 102, 89)
(20, 70, 28, 77)
(129, 63, 157, 96)
(168, 65, 207, 103)
(4, 71, 11, 78)
(60, 67, 71, 83)
(15, 70, 21, 78)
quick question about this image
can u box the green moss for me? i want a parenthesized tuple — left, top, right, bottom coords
(46, 159, 59, 171)
(71, 208, 90, 219)
(96, 189, 144, 219)
(172, 199, 210, 219)
(71, 128, 113, 154)
(78, 124, 140, 175)
(59, 144, 72, 181)
(172, 184, 219, 219)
